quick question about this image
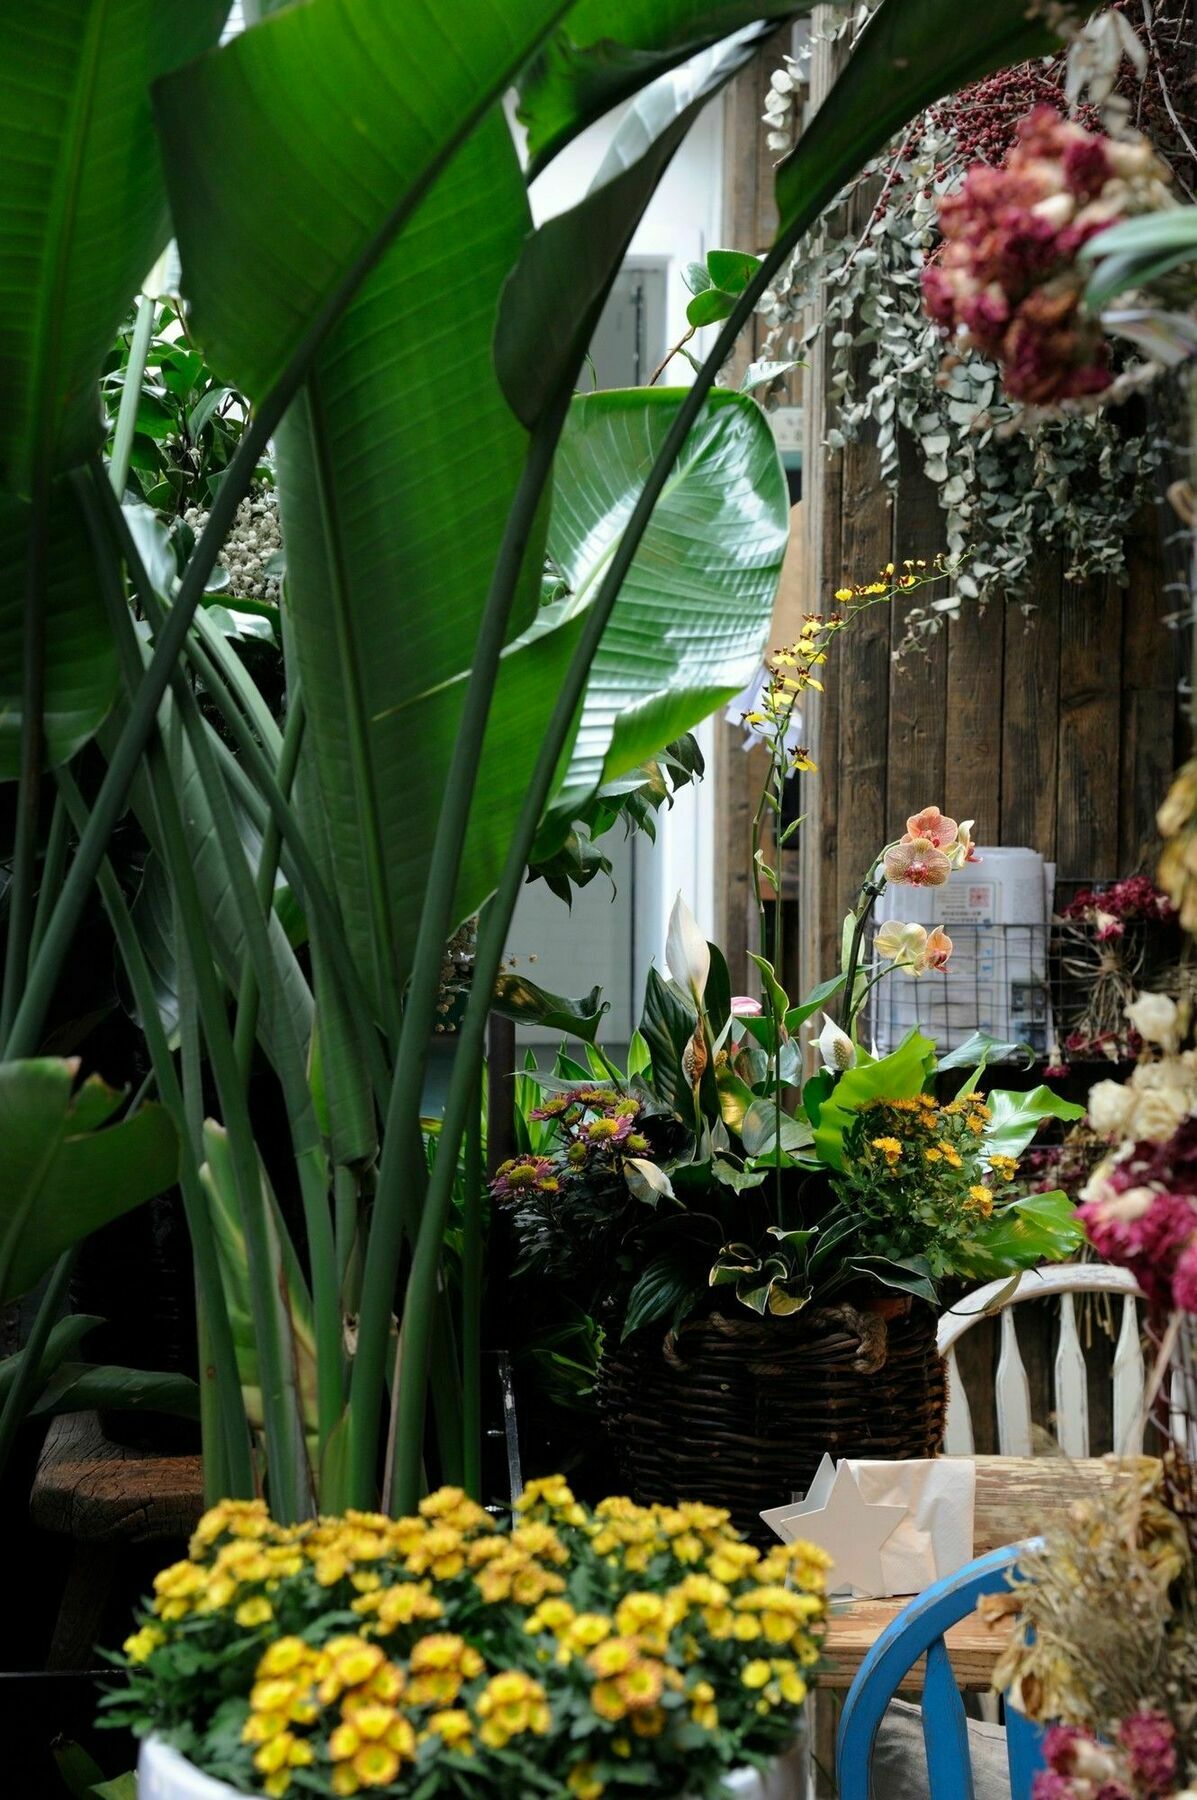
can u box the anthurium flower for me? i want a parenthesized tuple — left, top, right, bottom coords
(903, 807, 958, 849)
(815, 1014, 855, 1071)
(730, 995, 763, 1016)
(883, 837, 952, 887)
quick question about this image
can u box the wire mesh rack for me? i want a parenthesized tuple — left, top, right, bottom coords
(865, 918, 1052, 1058)
(863, 878, 1188, 1064)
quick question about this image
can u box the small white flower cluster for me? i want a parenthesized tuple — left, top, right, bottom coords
(1086, 994, 1197, 1146)
(185, 488, 282, 603)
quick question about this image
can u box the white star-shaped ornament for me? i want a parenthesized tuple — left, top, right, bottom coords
(760, 1456, 907, 1599)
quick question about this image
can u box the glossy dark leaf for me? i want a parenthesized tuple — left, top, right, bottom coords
(622, 1249, 696, 1339)
(0, 0, 228, 490)
(0, 1062, 178, 1304)
(518, 3, 799, 175)
(491, 974, 609, 1044)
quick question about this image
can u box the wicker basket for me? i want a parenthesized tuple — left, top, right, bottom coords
(596, 1295, 947, 1542)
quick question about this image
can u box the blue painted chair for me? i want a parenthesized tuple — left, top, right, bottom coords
(836, 1542, 1044, 1800)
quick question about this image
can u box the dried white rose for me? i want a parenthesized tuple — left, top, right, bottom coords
(1086, 1078, 1130, 1138)
(1125, 991, 1179, 1050)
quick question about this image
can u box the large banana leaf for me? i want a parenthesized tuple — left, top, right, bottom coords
(517, 0, 805, 176)
(0, 483, 117, 776)
(154, 0, 571, 401)
(0, 1060, 178, 1303)
(277, 113, 541, 1011)
(545, 388, 788, 824)
(0, 0, 229, 492)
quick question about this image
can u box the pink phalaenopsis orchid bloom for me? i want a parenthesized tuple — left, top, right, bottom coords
(883, 837, 952, 888)
(904, 807, 959, 849)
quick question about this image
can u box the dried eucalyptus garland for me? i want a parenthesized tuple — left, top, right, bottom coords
(759, 7, 1193, 609)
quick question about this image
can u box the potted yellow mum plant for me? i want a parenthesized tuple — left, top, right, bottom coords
(109, 1477, 827, 1800)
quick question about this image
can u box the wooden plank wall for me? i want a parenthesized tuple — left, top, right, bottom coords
(812, 446, 1183, 976)
(715, 30, 1187, 992)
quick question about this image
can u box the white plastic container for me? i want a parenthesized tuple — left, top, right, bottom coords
(139, 1734, 809, 1799)
(871, 846, 1052, 1055)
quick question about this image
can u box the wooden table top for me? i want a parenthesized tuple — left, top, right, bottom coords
(818, 1454, 1138, 1690)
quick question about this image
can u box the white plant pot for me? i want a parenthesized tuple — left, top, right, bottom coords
(139, 1734, 807, 1799)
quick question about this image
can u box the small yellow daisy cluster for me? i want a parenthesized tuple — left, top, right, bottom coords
(121, 1476, 830, 1800)
(838, 1092, 1020, 1276)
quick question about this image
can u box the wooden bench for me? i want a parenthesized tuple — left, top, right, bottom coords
(30, 1411, 204, 1668)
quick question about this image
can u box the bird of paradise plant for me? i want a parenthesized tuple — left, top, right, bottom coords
(0, 0, 1101, 1526)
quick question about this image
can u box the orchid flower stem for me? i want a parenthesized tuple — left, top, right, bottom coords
(843, 877, 885, 1037)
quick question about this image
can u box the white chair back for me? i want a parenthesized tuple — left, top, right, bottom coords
(936, 1264, 1145, 1459)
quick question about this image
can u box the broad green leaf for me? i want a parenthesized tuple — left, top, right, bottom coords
(497, 29, 761, 428)
(741, 1100, 811, 1159)
(277, 115, 544, 1007)
(847, 1254, 938, 1306)
(622, 1249, 696, 1339)
(626, 1029, 652, 1079)
(0, 1312, 103, 1411)
(982, 1086, 1086, 1162)
(774, 0, 1088, 241)
(156, 0, 570, 401)
(0, 1061, 178, 1304)
(715, 1064, 756, 1135)
(747, 951, 789, 1021)
(91, 1781, 137, 1800)
(0, 0, 228, 490)
(936, 1030, 1033, 1073)
(518, 2, 801, 175)
(810, 1030, 937, 1170)
(0, 483, 118, 775)
(546, 388, 789, 823)
(956, 1190, 1085, 1281)
(784, 973, 847, 1035)
(1081, 211, 1197, 307)
(710, 1155, 767, 1193)
(29, 1362, 200, 1420)
(491, 975, 609, 1045)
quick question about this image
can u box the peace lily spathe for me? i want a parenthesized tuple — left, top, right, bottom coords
(665, 892, 711, 1008)
(816, 1013, 856, 1072)
(138, 1735, 810, 1800)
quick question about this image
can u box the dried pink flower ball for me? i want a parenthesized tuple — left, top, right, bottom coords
(922, 105, 1164, 405)
(1117, 1708, 1178, 1791)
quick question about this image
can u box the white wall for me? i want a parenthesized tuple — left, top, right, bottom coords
(528, 98, 727, 396)
(501, 102, 727, 1046)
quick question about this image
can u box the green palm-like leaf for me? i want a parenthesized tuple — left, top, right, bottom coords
(0, 0, 229, 492)
(517, 1, 802, 176)
(546, 388, 788, 825)
(0, 483, 117, 775)
(154, 0, 570, 401)
(0, 1060, 178, 1304)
